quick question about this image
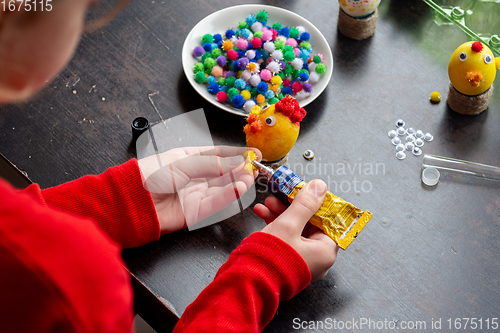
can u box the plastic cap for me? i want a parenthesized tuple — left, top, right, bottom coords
(131, 117, 150, 141)
(422, 167, 440, 186)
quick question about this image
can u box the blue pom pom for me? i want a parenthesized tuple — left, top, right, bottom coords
(237, 50, 246, 58)
(246, 14, 256, 26)
(298, 72, 309, 82)
(211, 43, 218, 50)
(254, 50, 262, 60)
(299, 49, 311, 61)
(299, 32, 310, 41)
(257, 82, 268, 93)
(302, 62, 309, 71)
(232, 62, 240, 71)
(239, 28, 251, 39)
(265, 90, 274, 99)
(203, 43, 212, 52)
(217, 41, 223, 48)
(208, 82, 220, 95)
(220, 85, 229, 92)
(245, 83, 252, 91)
(207, 75, 216, 84)
(279, 27, 290, 38)
(282, 86, 293, 96)
(213, 33, 222, 43)
(232, 94, 245, 108)
(234, 79, 246, 90)
(260, 50, 269, 59)
(225, 29, 235, 39)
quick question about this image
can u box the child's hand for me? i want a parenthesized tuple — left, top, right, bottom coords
(138, 146, 261, 234)
(254, 180, 339, 282)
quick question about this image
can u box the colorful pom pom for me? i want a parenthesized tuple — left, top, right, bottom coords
(256, 94, 266, 104)
(234, 78, 247, 90)
(271, 50, 283, 60)
(244, 100, 256, 112)
(292, 81, 303, 93)
(309, 71, 320, 83)
(249, 74, 261, 87)
(208, 82, 220, 94)
(217, 91, 228, 102)
(262, 30, 273, 42)
(315, 63, 326, 75)
(299, 32, 310, 41)
(213, 33, 222, 43)
(225, 76, 236, 87)
(256, 10, 268, 22)
(272, 22, 282, 30)
(193, 63, 204, 73)
(291, 58, 303, 70)
(195, 71, 207, 83)
(204, 57, 216, 69)
(302, 82, 312, 93)
(202, 34, 214, 44)
(237, 38, 248, 50)
(241, 90, 251, 100)
(246, 50, 256, 59)
(471, 41, 483, 53)
(203, 43, 212, 52)
(225, 29, 235, 39)
(283, 51, 295, 62)
(266, 61, 281, 73)
(222, 40, 234, 51)
(227, 87, 239, 100)
(227, 49, 238, 60)
(257, 82, 269, 93)
(193, 46, 204, 57)
(260, 69, 272, 81)
(251, 37, 262, 49)
(232, 94, 245, 108)
(286, 38, 297, 48)
(211, 66, 223, 78)
(279, 27, 290, 38)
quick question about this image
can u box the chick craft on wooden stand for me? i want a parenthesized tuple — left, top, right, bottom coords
(244, 96, 306, 169)
(448, 41, 500, 115)
(337, 0, 381, 40)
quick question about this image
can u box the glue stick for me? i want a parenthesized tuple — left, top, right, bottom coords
(252, 160, 372, 250)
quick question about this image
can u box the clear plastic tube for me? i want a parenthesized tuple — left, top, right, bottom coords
(422, 154, 500, 182)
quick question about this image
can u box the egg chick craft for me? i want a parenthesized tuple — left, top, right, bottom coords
(447, 41, 500, 115)
(338, 0, 381, 40)
(244, 96, 306, 164)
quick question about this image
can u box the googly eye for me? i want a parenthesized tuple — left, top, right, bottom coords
(484, 54, 492, 64)
(459, 52, 467, 61)
(265, 116, 276, 126)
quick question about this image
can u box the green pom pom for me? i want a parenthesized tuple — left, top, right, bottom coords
(256, 10, 268, 22)
(204, 57, 216, 69)
(225, 76, 236, 88)
(274, 40, 285, 50)
(283, 51, 295, 62)
(239, 21, 247, 29)
(277, 72, 284, 80)
(291, 69, 299, 78)
(194, 71, 206, 83)
(299, 69, 309, 75)
(212, 48, 221, 58)
(217, 77, 226, 85)
(277, 93, 284, 100)
(272, 22, 282, 30)
(315, 63, 327, 75)
(201, 52, 213, 63)
(268, 97, 279, 105)
(227, 88, 239, 100)
(283, 65, 293, 76)
(300, 41, 312, 50)
(193, 63, 204, 73)
(313, 55, 321, 64)
(289, 27, 299, 39)
(201, 34, 213, 44)
(251, 88, 259, 96)
(254, 31, 263, 38)
(283, 45, 293, 53)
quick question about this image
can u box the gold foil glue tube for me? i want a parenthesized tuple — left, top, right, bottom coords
(253, 161, 373, 250)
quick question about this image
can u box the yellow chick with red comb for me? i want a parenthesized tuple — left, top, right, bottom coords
(244, 96, 306, 162)
(449, 41, 500, 96)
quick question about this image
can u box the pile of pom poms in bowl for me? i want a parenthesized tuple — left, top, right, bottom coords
(192, 10, 328, 113)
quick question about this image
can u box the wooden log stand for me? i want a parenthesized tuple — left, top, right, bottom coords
(337, 8, 378, 40)
(447, 83, 494, 115)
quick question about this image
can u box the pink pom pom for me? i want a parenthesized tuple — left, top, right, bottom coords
(292, 81, 303, 93)
(286, 38, 297, 48)
(266, 57, 273, 65)
(261, 27, 268, 33)
(262, 31, 273, 42)
(227, 49, 238, 60)
(236, 38, 248, 50)
(293, 48, 300, 57)
(260, 69, 272, 81)
(317, 53, 325, 62)
(217, 91, 228, 103)
(251, 37, 262, 49)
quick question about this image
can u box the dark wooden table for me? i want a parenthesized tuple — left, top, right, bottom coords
(1, 1, 500, 332)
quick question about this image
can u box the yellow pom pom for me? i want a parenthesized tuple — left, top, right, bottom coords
(247, 62, 258, 73)
(241, 90, 251, 100)
(243, 150, 258, 174)
(222, 40, 233, 51)
(256, 94, 265, 104)
(272, 85, 281, 94)
(271, 76, 282, 86)
(251, 105, 262, 113)
(430, 91, 441, 103)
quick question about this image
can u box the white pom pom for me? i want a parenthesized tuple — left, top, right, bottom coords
(263, 41, 276, 53)
(230, 36, 238, 43)
(294, 90, 309, 100)
(244, 100, 256, 113)
(251, 22, 263, 32)
(245, 50, 256, 59)
(308, 62, 317, 73)
(296, 26, 305, 35)
(291, 58, 304, 70)
(249, 74, 262, 87)
(276, 36, 287, 44)
(271, 50, 283, 60)
(266, 61, 281, 73)
(242, 70, 252, 81)
(309, 71, 320, 83)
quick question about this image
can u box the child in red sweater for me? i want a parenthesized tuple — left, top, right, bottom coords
(0, 2, 339, 332)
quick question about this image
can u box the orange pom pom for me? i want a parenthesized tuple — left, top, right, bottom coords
(256, 94, 265, 104)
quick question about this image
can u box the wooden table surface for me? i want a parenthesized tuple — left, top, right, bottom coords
(1, 0, 500, 332)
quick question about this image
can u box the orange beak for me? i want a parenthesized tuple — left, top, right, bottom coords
(466, 71, 483, 87)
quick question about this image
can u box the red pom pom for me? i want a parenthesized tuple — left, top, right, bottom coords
(271, 29, 278, 40)
(227, 49, 238, 60)
(290, 108, 306, 123)
(292, 81, 303, 93)
(274, 101, 283, 113)
(283, 79, 290, 87)
(217, 91, 228, 102)
(283, 104, 294, 116)
(471, 41, 483, 53)
(249, 120, 262, 132)
(251, 37, 262, 49)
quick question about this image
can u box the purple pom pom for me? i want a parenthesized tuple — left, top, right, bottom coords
(225, 71, 236, 78)
(279, 61, 286, 70)
(302, 82, 312, 93)
(193, 46, 204, 57)
(238, 57, 250, 69)
(216, 55, 226, 67)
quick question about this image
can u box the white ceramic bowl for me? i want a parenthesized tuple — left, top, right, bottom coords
(182, 4, 333, 116)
